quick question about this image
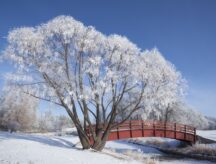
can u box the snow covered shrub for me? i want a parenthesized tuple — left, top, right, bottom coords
(0, 85, 38, 132)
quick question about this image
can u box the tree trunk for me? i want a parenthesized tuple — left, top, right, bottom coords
(77, 129, 107, 151)
(91, 129, 111, 151)
(77, 128, 91, 149)
(91, 139, 106, 151)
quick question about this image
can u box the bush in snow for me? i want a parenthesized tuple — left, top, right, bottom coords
(0, 85, 38, 132)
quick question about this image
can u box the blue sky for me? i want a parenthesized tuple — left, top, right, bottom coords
(0, 0, 216, 117)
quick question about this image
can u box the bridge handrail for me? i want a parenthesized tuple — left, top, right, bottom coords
(86, 120, 196, 136)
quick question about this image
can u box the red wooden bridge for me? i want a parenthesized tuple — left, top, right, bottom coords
(86, 120, 196, 144)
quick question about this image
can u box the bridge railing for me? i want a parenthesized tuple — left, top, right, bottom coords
(112, 120, 195, 134)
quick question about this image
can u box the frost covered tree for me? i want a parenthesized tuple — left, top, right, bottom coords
(37, 110, 55, 132)
(167, 101, 209, 129)
(37, 111, 73, 132)
(0, 86, 38, 132)
(207, 117, 216, 130)
(116, 52, 185, 122)
(54, 115, 73, 132)
(3, 16, 185, 150)
(130, 98, 208, 130)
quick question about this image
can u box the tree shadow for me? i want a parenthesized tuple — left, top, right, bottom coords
(0, 131, 79, 149)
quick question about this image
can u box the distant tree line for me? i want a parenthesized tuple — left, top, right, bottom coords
(0, 86, 73, 133)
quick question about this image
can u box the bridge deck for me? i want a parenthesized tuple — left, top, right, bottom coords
(86, 120, 196, 144)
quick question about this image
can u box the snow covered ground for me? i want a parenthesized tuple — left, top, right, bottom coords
(0, 131, 139, 164)
(197, 130, 216, 141)
(106, 140, 163, 157)
(0, 131, 215, 164)
(105, 139, 214, 164)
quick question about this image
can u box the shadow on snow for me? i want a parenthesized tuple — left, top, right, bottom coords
(0, 131, 77, 149)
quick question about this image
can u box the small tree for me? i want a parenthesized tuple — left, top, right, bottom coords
(3, 16, 185, 150)
(0, 86, 38, 132)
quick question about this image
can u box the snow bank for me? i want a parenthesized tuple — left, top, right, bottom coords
(197, 130, 216, 141)
(0, 131, 140, 164)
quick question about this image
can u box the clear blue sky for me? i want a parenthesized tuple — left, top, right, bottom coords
(0, 0, 216, 117)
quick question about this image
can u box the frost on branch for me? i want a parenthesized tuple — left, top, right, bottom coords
(116, 49, 186, 121)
